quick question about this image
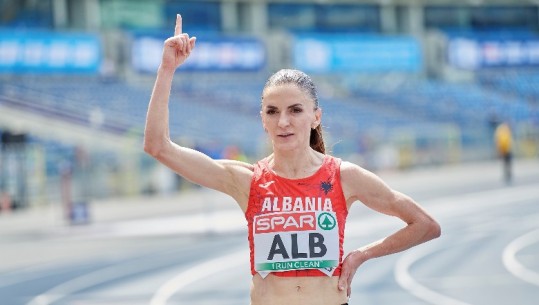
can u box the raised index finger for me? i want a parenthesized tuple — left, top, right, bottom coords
(174, 14, 182, 36)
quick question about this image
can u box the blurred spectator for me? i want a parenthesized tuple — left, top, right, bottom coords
(487, 111, 501, 155)
(494, 122, 513, 184)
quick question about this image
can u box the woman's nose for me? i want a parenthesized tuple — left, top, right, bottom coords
(278, 113, 290, 127)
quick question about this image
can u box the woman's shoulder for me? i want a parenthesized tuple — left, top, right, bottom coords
(338, 159, 374, 182)
(218, 159, 255, 172)
(338, 159, 361, 173)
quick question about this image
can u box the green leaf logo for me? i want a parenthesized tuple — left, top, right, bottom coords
(318, 212, 336, 230)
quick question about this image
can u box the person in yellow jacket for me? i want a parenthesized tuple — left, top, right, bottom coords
(494, 122, 513, 184)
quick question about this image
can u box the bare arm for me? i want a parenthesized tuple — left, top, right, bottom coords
(143, 14, 252, 209)
(337, 161, 441, 296)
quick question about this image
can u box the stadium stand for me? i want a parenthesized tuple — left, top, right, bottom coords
(0, 75, 265, 155)
(1, 0, 538, 207)
(478, 69, 539, 103)
(345, 76, 534, 127)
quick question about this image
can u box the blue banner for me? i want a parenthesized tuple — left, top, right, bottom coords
(293, 34, 422, 73)
(448, 37, 539, 70)
(131, 34, 266, 72)
(0, 30, 102, 74)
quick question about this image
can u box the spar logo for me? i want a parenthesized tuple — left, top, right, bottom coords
(317, 212, 336, 230)
(254, 212, 316, 233)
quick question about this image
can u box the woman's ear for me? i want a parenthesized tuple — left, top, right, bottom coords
(313, 107, 322, 128)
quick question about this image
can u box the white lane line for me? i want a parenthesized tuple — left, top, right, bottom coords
(150, 249, 247, 305)
(395, 184, 539, 305)
(423, 184, 539, 220)
(503, 228, 539, 286)
(0, 263, 85, 289)
(26, 254, 174, 305)
(395, 237, 475, 305)
(25, 184, 538, 305)
(52, 210, 246, 240)
(147, 184, 539, 305)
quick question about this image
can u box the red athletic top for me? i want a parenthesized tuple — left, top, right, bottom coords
(245, 155, 348, 277)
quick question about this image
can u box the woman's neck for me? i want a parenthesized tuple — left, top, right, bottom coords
(268, 148, 325, 179)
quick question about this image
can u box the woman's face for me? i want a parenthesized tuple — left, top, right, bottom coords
(261, 84, 321, 153)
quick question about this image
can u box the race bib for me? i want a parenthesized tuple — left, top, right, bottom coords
(253, 211, 339, 278)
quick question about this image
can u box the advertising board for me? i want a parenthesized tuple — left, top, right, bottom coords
(0, 31, 102, 73)
(293, 34, 422, 73)
(448, 37, 539, 70)
(131, 34, 266, 72)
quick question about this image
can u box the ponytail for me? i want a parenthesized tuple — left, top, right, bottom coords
(310, 125, 326, 154)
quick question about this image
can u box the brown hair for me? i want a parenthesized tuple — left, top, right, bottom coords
(262, 69, 326, 154)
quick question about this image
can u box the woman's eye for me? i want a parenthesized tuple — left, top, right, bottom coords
(292, 107, 303, 113)
(266, 109, 277, 115)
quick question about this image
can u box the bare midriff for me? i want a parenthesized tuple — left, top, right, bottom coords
(250, 273, 348, 305)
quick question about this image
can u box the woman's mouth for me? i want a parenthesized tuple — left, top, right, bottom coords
(278, 133, 294, 138)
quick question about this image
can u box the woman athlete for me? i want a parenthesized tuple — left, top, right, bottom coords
(144, 14, 441, 305)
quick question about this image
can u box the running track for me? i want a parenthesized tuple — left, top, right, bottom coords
(0, 163, 537, 305)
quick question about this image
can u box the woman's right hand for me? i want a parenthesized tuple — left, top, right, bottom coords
(161, 14, 196, 71)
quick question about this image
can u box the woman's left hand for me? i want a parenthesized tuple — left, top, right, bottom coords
(338, 250, 367, 297)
